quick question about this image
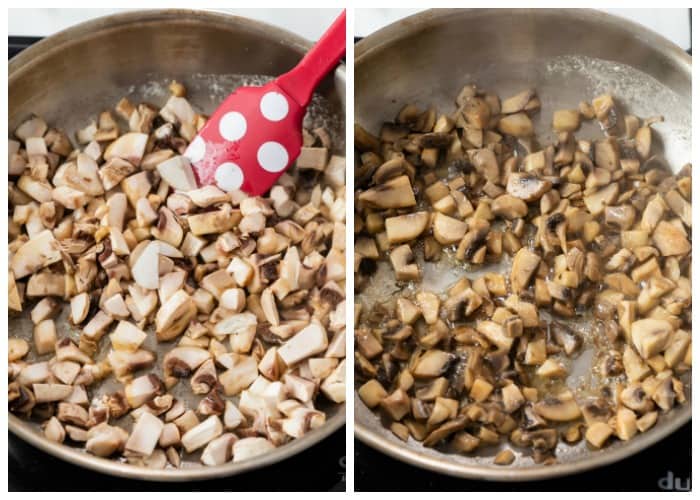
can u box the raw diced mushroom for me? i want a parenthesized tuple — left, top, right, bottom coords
(9, 81, 344, 468)
(233, 437, 275, 462)
(125, 412, 164, 457)
(277, 323, 328, 367)
(156, 155, 197, 191)
(181, 415, 223, 453)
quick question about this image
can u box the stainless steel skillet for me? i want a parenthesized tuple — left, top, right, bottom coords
(354, 8, 690, 481)
(9, 9, 346, 482)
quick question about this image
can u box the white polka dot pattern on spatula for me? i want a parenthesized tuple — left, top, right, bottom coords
(260, 92, 289, 121)
(184, 10, 345, 195)
(215, 162, 244, 191)
(218, 111, 247, 141)
(257, 141, 289, 173)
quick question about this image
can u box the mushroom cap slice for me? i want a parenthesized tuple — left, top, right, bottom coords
(385, 212, 429, 244)
(533, 391, 581, 422)
(358, 175, 416, 209)
(432, 213, 468, 245)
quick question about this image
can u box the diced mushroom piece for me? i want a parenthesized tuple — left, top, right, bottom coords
(630, 319, 672, 359)
(201, 433, 236, 466)
(536, 359, 567, 378)
(664, 190, 691, 227)
(102, 294, 130, 319)
(652, 221, 690, 256)
(413, 350, 454, 378)
(70, 293, 90, 324)
(155, 290, 196, 341)
(358, 379, 388, 408)
(213, 312, 257, 336)
(219, 356, 258, 396)
(501, 383, 525, 413)
(223, 401, 245, 430)
(163, 347, 211, 378)
(125, 412, 164, 457)
(131, 241, 160, 290)
(191, 359, 218, 395)
(615, 408, 638, 441)
(10, 229, 61, 279)
(534, 391, 581, 421)
(385, 212, 429, 244)
(320, 359, 346, 403)
(181, 415, 223, 453)
(510, 248, 541, 293)
(82, 311, 114, 342)
(358, 175, 416, 209)
(104, 132, 148, 166)
(233, 437, 275, 462)
(637, 411, 658, 432)
(552, 109, 580, 132)
(86, 423, 129, 457)
(469, 149, 500, 183)
(501, 89, 536, 114)
(125, 374, 163, 408)
(9, 273, 22, 312)
(380, 389, 411, 421)
(432, 213, 468, 244)
(188, 204, 237, 235)
(498, 113, 533, 137)
(261, 288, 280, 326)
(156, 155, 197, 191)
(585, 422, 613, 448)
(494, 449, 516, 466)
(635, 126, 652, 160)
(652, 377, 676, 412)
(9, 338, 29, 362)
(583, 183, 619, 217)
(33, 383, 73, 403)
(44, 416, 66, 443)
(34, 319, 57, 355)
(491, 194, 528, 220)
(389, 245, 419, 281)
(159, 422, 181, 448)
(50, 361, 81, 385)
(506, 173, 551, 202)
(278, 323, 328, 367)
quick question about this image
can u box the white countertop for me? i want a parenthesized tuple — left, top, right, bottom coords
(356, 8, 691, 51)
(9, 8, 690, 51)
(8, 8, 343, 42)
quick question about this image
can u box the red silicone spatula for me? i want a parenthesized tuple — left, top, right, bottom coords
(183, 10, 346, 196)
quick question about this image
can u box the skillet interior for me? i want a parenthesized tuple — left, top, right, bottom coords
(9, 9, 346, 481)
(354, 8, 691, 481)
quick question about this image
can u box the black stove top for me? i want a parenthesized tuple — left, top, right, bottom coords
(8, 36, 345, 492)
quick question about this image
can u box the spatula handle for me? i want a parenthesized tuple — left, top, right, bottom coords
(276, 10, 346, 107)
